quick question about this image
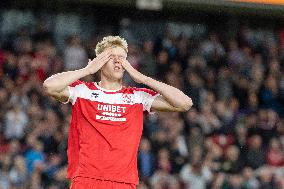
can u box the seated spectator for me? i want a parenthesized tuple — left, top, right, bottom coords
(63, 35, 87, 71)
(257, 166, 279, 189)
(221, 173, 247, 189)
(179, 158, 212, 189)
(9, 155, 28, 188)
(245, 135, 266, 169)
(138, 138, 155, 180)
(150, 148, 180, 189)
(242, 166, 260, 189)
(266, 137, 284, 167)
(24, 135, 45, 174)
(221, 145, 244, 173)
(4, 104, 28, 140)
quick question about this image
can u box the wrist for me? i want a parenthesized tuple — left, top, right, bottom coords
(80, 67, 92, 76)
(141, 75, 151, 85)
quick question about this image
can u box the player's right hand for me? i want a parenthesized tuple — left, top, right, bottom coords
(85, 49, 112, 75)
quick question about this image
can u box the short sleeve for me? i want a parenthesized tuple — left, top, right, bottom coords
(134, 88, 160, 113)
(64, 80, 84, 105)
(62, 86, 76, 104)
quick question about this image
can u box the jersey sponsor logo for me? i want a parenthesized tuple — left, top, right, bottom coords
(96, 115, 126, 122)
(102, 112, 121, 117)
(97, 104, 126, 113)
(97, 103, 127, 122)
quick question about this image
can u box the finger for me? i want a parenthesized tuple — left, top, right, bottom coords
(119, 59, 125, 65)
(95, 50, 108, 60)
(100, 55, 111, 64)
(120, 59, 128, 65)
(97, 51, 112, 60)
(87, 59, 93, 65)
(118, 57, 125, 63)
(92, 53, 110, 65)
(100, 50, 111, 58)
(96, 55, 110, 67)
(100, 50, 110, 57)
(120, 60, 127, 68)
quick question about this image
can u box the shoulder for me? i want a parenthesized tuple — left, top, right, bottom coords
(69, 80, 85, 87)
(125, 87, 158, 96)
(69, 80, 97, 90)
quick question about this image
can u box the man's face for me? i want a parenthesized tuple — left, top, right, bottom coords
(100, 46, 127, 81)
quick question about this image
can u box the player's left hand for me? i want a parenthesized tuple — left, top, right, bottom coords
(120, 59, 147, 84)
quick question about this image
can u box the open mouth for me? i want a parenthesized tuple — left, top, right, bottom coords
(114, 66, 121, 71)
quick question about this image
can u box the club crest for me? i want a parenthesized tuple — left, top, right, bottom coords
(122, 94, 133, 104)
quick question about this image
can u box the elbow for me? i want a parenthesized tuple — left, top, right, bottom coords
(43, 80, 54, 96)
(180, 98, 193, 112)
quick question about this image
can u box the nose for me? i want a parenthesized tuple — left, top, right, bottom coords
(111, 54, 118, 61)
(113, 56, 119, 62)
(113, 56, 122, 64)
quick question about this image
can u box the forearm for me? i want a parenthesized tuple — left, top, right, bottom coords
(143, 76, 192, 110)
(43, 68, 89, 93)
(121, 59, 193, 111)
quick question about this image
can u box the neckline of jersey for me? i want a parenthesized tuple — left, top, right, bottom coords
(94, 82, 123, 92)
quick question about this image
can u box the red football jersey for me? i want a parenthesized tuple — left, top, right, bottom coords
(66, 80, 159, 185)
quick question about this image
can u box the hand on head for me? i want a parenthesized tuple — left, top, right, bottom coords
(85, 49, 113, 75)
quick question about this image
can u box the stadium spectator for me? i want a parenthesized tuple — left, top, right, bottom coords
(63, 35, 87, 71)
(138, 138, 155, 180)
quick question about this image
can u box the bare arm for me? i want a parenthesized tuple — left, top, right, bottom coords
(121, 60, 193, 112)
(43, 50, 112, 102)
(43, 68, 90, 102)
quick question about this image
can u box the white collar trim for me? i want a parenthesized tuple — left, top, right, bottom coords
(94, 82, 123, 92)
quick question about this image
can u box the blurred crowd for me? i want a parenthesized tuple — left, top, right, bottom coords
(0, 13, 284, 189)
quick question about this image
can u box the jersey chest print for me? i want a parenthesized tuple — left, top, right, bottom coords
(68, 81, 158, 124)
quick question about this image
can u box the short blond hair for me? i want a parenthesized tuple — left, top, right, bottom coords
(95, 36, 128, 56)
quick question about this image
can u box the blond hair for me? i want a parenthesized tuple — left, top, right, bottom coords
(95, 36, 128, 56)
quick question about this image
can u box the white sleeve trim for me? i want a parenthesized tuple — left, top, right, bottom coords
(147, 94, 160, 113)
(134, 90, 160, 113)
(61, 86, 72, 104)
